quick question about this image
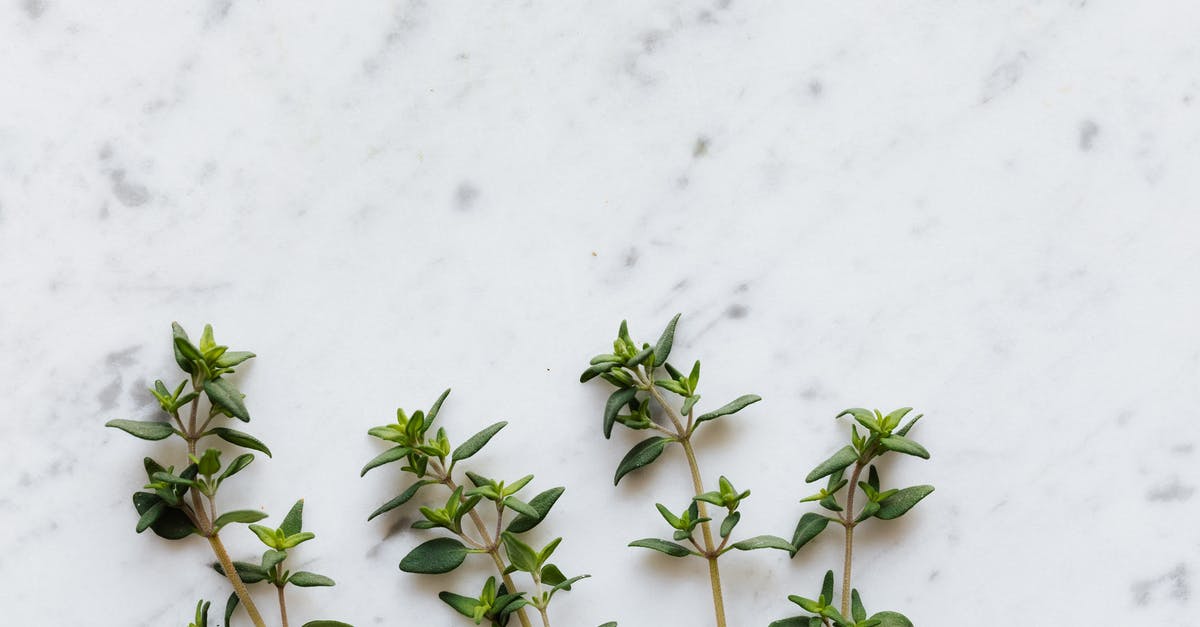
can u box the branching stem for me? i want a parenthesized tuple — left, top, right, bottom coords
(840, 461, 866, 617)
(276, 579, 290, 627)
(644, 378, 727, 627)
(184, 393, 266, 627)
(433, 461, 534, 627)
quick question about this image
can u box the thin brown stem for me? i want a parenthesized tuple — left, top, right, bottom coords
(432, 461, 534, 627)
(643, 378, 727, 627)
(841, 462, 866, 617)
(276, 582, 289, 627)
(209, 533, 267, 627)
(184, 391, 266, 627)
(682, 437, 726, 627)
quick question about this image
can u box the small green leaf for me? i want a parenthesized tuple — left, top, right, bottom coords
(603, 388, 638, 439)
(821, 570, 835, 606)
(680, 395, 700, 416)
(851, 589, 866, 622)
(868, 611, 914, 627)
(171, 323, 197, 373)
(135, 500, 165, 533)
(426, 388, 452, 426)
(280, 532, 315, 548)
(507, 487, 564, 534)
(214, 510, 268, 529)
(694, 394, 762, 426)
(614, 437, 671, 485)
(360, 446, 410, 476)
(211, 428, 272, 457)
(399, 537, 470, 574)
(805, 445, 859, 483)
(729, 535, 793, 552)
(439, 591, 479, 619)
(106, 419, 175, 441)
(215, 351, 255, 368)
(896, 413, 923, 437)
(655, 313, 681, 364)
(261, 549, 287, 572)
(878, 436, 930, 459)
(628, 538, 692, 557)
(218, 454, 255, 482)
(212, 560, 269, 584)
(249, 524, 279, 548)
(838, 408, 879, 432)
(504, 497, 540, 519)
(719, 511, 740, 538)
(501, 532, 539, 572)
(289, 571, 335, 587)
(224, 593, 238, 626)
(626, 346, 655, 367)
(300, 622, 354, 627)
(580, 361, 622, 383)
(790, 513, 831, 555)
(204, 378, 250, 422)
(767, 618, 814, 627)
(452, 421, 507, 462)
(281, 499, 304, 535)
(132, 492, 196, 540)
(196, 448, 221, 476)
(875, 485, 934, 520)
(368, 481, 432, 521)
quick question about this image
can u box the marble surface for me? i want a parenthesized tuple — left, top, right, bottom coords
(2, 1, 1199, 625)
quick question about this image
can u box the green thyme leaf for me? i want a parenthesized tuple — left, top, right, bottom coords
(203, 378, 250, 422)
(452, 421, 507, 462)
(614, 437, 671, 485)
(805, 445, 858, 483)
(399, 538, 470, 574)
(693, 394, 762, 427)
(655, 313, 681, 364)
(878, 436, 930, 459)
(211, 427, 272, 457)
(868, 611, 914, 627)
(280, 499, 304, 535)
(288, 571, 335, 587)
(507, 487, 564, 534)
(603, 388, 638, 439)
(213, 509, 268, 530)
(106, 419, 175, 441)
(728, 535, 793, 552)
(628, 538, 692, 557)
(360, 446, 410, 476)
(368, 481, 432, 521)
(875, 485, 935, 520)
(789, 513, 831, 556)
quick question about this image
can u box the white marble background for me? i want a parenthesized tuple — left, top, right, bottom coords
(2, 1, 1198, 625)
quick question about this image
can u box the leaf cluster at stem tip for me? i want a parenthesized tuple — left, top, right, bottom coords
(106, 323, 352, 627)
(362, 389, 616, 627)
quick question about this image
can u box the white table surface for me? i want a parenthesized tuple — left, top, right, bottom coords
(2, 2, 1198, 625)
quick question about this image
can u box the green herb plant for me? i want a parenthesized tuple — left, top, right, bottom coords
(361, 389, 614, 627)
(581, 315, 793, 627)
(105, 323, 350, 627)
(775, 408, 934, 627)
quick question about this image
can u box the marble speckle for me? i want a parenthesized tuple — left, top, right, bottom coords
(109, 170, 150, 207)
(1079, 120, 1100, 151)
(20, 0, 45, 20)
(1147, 479, 1195, 502)
(453, 181, 480, 211)
(980, 51, 1029, 104)
(1134, 564, 1190, 605)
